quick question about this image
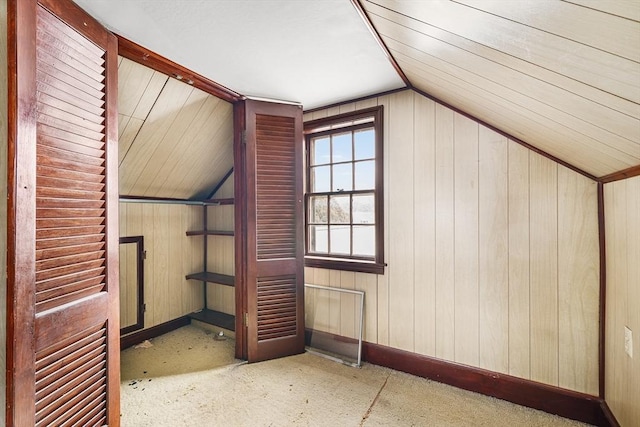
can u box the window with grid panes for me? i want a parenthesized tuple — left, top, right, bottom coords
(304, 107, 384, 274)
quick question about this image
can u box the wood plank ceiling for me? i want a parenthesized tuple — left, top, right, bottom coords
(117, 57, 233, 199)
(362, 0, 640, 178)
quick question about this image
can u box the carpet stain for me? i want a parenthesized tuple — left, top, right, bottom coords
(360, 372, 390, 426)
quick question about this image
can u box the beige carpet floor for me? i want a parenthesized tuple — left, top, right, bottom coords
(120, 325, 590, 426)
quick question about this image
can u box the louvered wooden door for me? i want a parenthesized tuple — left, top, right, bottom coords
(236, 100, 305, 362)
(7, 0, 119, 425)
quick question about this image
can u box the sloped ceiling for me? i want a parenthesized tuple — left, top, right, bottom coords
(75, 0, 639, 180)
(362, 0, 640, 178)
(117, 57, 233, 199)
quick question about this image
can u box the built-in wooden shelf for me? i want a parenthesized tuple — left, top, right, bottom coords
(189, 309, 235, 331)
(186, 272, 235, 286)
(186, 230, 234, 236)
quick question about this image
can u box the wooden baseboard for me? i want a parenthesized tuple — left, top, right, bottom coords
(120, 316, 190, 350)
(600, 401, 621, 427)
(362, 341, 616, 427)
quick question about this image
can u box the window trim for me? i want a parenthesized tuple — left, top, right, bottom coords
(304, 106, 385, 275)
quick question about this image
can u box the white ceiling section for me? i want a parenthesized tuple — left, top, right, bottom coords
(72, 0, 405, 109)
(362, 0, 640, 178)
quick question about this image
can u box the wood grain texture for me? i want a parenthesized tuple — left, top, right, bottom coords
(558, 169, 599, 395)
(120, 203, 204, 333)
(478, 126, 509, 374)
(529, 155, 559, 386)
(604, 175, 640, 426)
(363, 1, 640, 178)
(0, 2, 8, 423)
(412, 94, 436, 356)
(304, 90, 600, 394)
(453, 112, 479, 366)
(117, 59, 234, 199)
(388, 91, 415, 352)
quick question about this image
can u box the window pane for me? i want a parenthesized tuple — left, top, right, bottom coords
(309, 225, 328, 253)
(311, 165, 330, 192)
(330, 225, 350, 255)
(332, 132, 352, 162)
(330, 195, 350, 224)
(354, 129, 375, 160)
(352, 194, 374, 224)
(353, 226, 375, 257)
(354, 160, 375, 190)
(309, 196, 327, 223)
(332, 163, 353, 192)
(312, 137, 330, 165)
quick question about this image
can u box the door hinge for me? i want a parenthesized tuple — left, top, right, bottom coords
(142, 250, 147, 260)
(241, 130, 247, 145)
(244, 312, 248, 327)
(143, 303, 147, 313)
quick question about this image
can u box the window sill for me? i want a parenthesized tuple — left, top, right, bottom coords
(304, 256, 385, 275)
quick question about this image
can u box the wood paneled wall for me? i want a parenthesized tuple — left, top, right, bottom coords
(605, 175, 640, 425)
(206, 204, 235, 315)
(119, 202, 204, 331)
(304, 89, 600, 395)
(0, 1, 8, 422)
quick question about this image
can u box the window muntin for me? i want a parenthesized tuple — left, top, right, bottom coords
(304, 107, 384, 274)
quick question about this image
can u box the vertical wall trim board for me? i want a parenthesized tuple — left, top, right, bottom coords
(597, 182, 606, 399)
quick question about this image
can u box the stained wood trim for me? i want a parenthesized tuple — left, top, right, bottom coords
(600, 401, 621, 427)
(350, 0, 410, 87)
(362, 342, 615, 426)
(7, 0, 39, 423)
(119, 236, 144, 336)
(120, 316, 190, 350)
(116, 35, 242, 103)
(599, 164, 640, 183)
(597, 182, 606, 398)
(233, 101, 248, 360)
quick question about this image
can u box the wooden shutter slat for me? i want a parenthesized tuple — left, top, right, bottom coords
(37, 143, 105, 167)
(61, 403, 106, 427)
(37, 112, 105, 141)
(36, 153, 105, 175)
(35, 69, 106, 112)
(35, 48, 104, 92)
(38, 123, 106, 150)
(36, 6, 105, 60)
(38, 135, 105, 158)
(36, 382, 106, 427)
(37, 103, 105, 134)
(37, 217, 105, 229)
(36, 346, 105, 402)
(37, 82, 105, 118)
(36, 29, 105, 75)
(36, 268, 105, 292)
(36, 242, 105, 260)
(36, 234, 105, 250)
(35, 250, 105, 270)
(37, 207, 105, 218)
(35, 326, 105, 372)
(37, 188, 105, 202)
(36, 45, 105, 86)
(36, 258, 104, 280)
(37, 176, 105, 193)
